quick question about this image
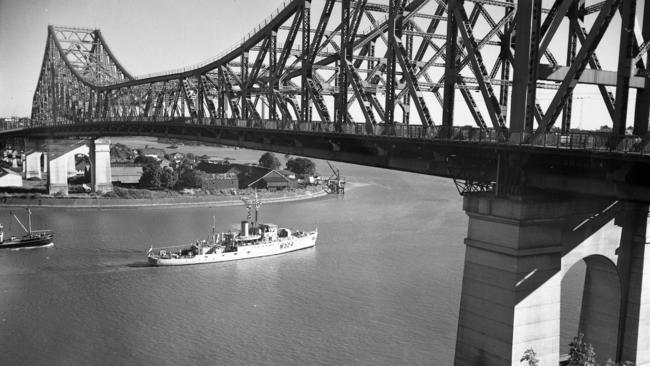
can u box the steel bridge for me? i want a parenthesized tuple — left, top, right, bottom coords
(0, 0, 647, 202)
(3, 1, 650, 364)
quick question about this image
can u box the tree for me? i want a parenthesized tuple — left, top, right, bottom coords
(139, 164, 163, 189)
(259, 152, 281, 170)
(524, 337, 634, 366)
(568, 334, 596, 366)
(134, 155, 159, 166)
(520, 348, 539, 366)
(110, 143, 135, 162)
(286, 157, 316, 176)
(160, 167, 178, 189)
(178, 169, 204, 188)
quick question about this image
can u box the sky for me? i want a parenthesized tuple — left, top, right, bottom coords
(0, 0, 645, 131)
(0, 0, 287, 117)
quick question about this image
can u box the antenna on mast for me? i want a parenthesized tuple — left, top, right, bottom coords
(240, 196, 252, 222)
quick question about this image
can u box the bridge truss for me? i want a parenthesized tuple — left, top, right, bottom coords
(29, 0, 650, 140)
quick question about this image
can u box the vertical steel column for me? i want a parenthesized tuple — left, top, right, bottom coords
(269, 31, 277, 121)
(613, 0, 637, 136)
(509, 0, 540, 134)
(562, 2, 580, 134)
(333, 58, 339, 127)
(443, 0, 459, 129)
(241, 52, 249, 119)
(499, 1, 513, 120)
(197, 75, 204, 118)
(94, 90, 102, 119)
(337, 0, 350, 125)
(634, 1, 650, 135)
(217, 68, 226, 118)
(301, 0, 311, 122)
(524, 0, 542, 132)
(103, 91, 109, 118)
(384, 0, 397, 124)
(345, 1, 354, 64)
(402, 22, 413, 124)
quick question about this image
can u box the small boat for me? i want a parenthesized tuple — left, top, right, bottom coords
(0, 209, 54, 250)
(147, 194, 317, 266)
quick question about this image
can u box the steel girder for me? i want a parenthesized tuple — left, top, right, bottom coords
(31, 1, 650, 142)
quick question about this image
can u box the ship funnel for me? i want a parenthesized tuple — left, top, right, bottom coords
(241, 221, 250, 236)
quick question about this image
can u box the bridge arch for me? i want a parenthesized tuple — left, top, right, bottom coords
(459, 193, 649, 366)
(561, 254, 622, 362)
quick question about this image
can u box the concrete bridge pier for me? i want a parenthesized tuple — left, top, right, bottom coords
(44, 138, 112, 195)
(47, 151, 69, 195)
(89, 138, 112, 193)
(23, 151, 47, 179)
(454, 193, 650, 366)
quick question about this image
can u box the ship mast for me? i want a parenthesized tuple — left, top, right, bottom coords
(10, 211, 29, 234)
(240, 193, 262, 230)
(212, 216, 216, 244)
(28, 208, 32, 234)
(253, 191, 261, 227)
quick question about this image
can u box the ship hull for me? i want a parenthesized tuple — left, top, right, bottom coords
(148, 231, 317, 266)
(0, 234, 54, 250)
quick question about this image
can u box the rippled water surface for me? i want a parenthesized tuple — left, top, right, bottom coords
(0, 153, 583, 365)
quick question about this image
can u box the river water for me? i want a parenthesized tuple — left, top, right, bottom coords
(0, 153, 582, 365)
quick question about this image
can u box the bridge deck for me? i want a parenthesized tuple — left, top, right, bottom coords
(3, 118, 650, 202)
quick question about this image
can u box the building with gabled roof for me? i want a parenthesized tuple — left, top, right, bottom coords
(247, 170, 295, 190)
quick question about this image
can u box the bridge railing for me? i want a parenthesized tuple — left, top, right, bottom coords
(6, 117, 650, 156)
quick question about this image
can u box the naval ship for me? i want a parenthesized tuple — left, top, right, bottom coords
(147, 195, 317, 266)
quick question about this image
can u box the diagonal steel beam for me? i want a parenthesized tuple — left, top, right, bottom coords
(347, 0, 368, 46)
(571, 17, 616, 122)
(413, 3, 446, 63)
(537, 0, 621, 133)
(308, 0, 336, 65)
(246, 37, 270, 90)
(393, 37, 435, 127)
(277, 12, 303, 78)
(402, 18, 490, 130)
(454, 3, 506, 130)
(538, 0, 573, 59)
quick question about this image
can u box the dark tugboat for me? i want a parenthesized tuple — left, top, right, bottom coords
(0, 209, 54, 250)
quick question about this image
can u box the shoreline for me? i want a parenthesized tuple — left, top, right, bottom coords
(0, 189, 330, 209)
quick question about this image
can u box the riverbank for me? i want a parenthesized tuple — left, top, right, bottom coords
(0, 188, 329, 209)
(2, 137, 342, 209)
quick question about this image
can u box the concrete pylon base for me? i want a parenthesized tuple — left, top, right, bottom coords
(93, 183, 113, 193)
(454, 193, 650, 365)
(24, 151, 46, 180)
(48, 183, 68, 196)
(90, 138, 112, 193)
